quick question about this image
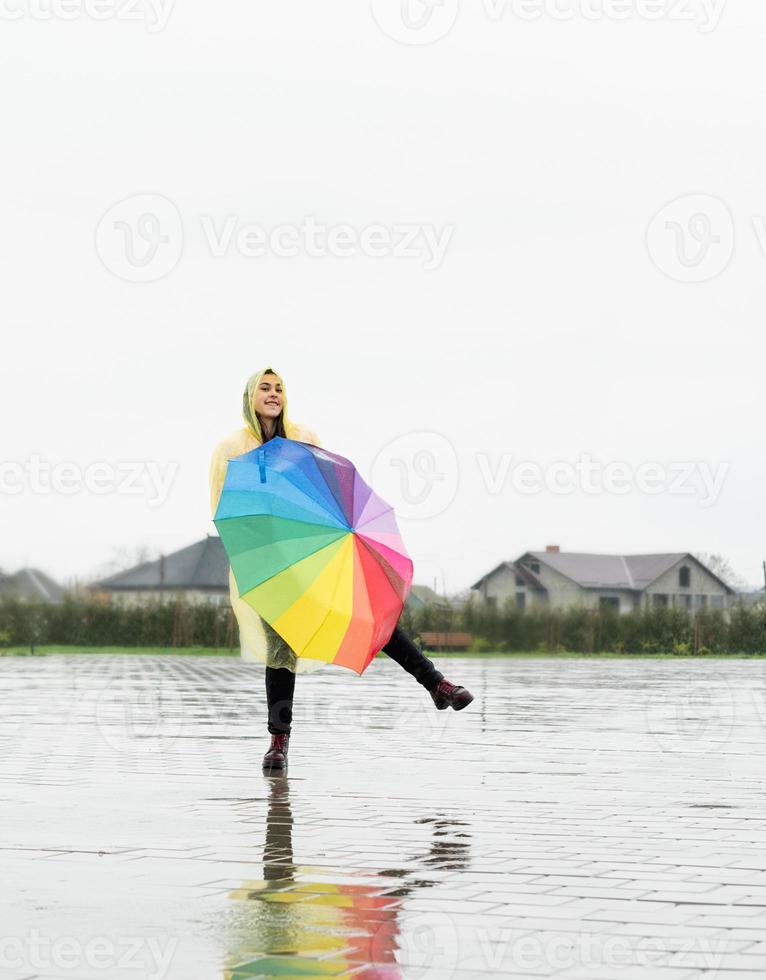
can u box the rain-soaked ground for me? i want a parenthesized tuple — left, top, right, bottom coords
(1, 654, 765, 980)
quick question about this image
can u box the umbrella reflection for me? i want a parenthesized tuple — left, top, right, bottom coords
(222, 777, 470, 978)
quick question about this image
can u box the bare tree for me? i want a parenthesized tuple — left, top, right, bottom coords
(693, 553, 748, 591)
(87, 544, 162, 583)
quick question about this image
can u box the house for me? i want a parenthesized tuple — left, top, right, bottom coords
(0, 568, 67, 603)
(91, 535, 230, 606)
(405, 583, 447, 613)
(471, 546, 736, 614)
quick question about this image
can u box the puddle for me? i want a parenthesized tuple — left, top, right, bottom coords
(222, 776, 471, 978)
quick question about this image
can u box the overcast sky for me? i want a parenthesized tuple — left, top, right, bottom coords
(2, 1, 764, 593)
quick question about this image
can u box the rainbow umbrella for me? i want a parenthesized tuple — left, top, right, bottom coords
(213, 437, 413, 674)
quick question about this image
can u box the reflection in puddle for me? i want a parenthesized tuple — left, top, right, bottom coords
(223, 777, 471, 978)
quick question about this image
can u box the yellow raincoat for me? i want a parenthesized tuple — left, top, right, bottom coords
(209, 367, 325, 673)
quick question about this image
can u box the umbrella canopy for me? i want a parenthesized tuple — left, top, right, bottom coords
(213, 437, 413, 674)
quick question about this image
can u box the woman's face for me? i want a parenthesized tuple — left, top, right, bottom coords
(254, 374, 284, 421)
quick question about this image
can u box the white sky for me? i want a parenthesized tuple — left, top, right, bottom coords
(1, 1, 764, 593)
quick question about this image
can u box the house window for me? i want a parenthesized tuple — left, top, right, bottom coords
(526, 561, 540, 574)
(515, 575, 525, 587)
(695, 595, 708, 609)
(679, 566, 691, 588)
(599, 596, 619, 611)
(515, 592, 526, 611)
(486, 596, 497, 610)
(652, 594, 669, 608)
(678, 594, 692, 610)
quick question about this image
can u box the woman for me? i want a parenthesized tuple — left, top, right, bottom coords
(209, 366, 474, 771)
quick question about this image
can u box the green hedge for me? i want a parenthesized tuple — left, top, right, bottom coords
(405, 595, 766, 655)
(0, 595, 237, 650)
(2, 594, 765, 655)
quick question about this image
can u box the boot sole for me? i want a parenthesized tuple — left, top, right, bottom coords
(452, 694, 474, 711)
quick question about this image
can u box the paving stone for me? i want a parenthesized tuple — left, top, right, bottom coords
(1, 653, 764, 979)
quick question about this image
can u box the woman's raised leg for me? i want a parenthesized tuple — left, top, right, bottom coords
(381, 624, 474, 710)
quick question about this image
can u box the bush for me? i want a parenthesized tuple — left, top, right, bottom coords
(0, 595, 237, 649)
(3, 592, 765, 656)
(469, 637, 495, 653)
(410, 594, 766, 655)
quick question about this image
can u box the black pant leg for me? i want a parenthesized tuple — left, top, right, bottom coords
(381, 624, 443, 691)
(265, 666, 296, 734)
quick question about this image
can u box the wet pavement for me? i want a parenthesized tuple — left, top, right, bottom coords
(1, 653, 765, 979)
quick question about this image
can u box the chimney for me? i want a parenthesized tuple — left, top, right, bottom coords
(545, 545, 560, 553)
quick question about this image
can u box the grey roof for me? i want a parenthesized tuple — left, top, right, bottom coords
(405, 584, 448, 611)
(521, 551, 736, 594)
(93, 536, 229, 591)
(0, 568, 67, 603)
(470, 560, 547, 593)
(410, 584, 444, 604)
